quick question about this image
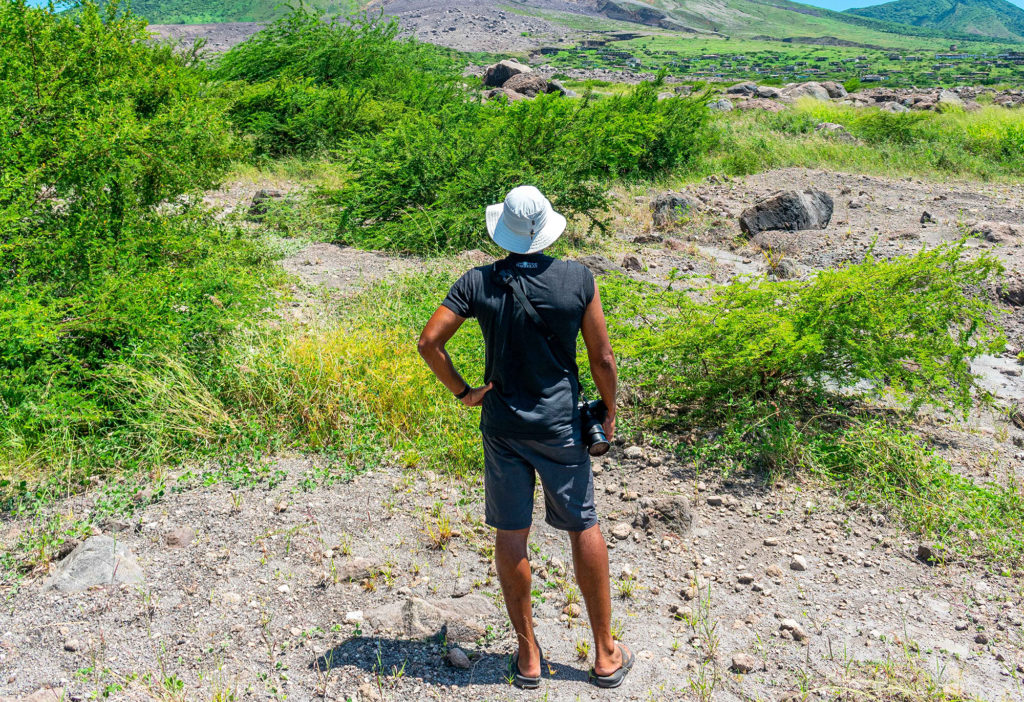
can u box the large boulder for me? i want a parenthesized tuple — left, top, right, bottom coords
(483, 59, 531, 88)
(786, 82, 831, 101)
(820, 81, 848, 99)
(575, 254, 624, 276)
(547, 79, 574, 97)
(650, 192, 700, 228)
(739, 190, 834, 236)
(726, 81, 757, 96)
(502, 73, 549, 98)
(364, 595, 496, 643)
(755, 85, 782, 99)
(43, 535, 145, 592)
(708, 98, 734, 112)
(937, 89, 964, 109)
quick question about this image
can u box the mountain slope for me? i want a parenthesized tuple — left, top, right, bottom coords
(571, 0, 1005, 44)
(846, 0, 1024, 41)
(126, 0, 1020, 48)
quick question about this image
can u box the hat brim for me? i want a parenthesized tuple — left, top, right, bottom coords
(486, 203, 567, 254)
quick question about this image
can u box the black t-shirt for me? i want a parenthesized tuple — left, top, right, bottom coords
(442, 253, 596, 440)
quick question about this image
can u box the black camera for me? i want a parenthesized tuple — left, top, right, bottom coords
(579, 399, 610, 457)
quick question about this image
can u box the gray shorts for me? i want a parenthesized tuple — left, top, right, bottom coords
(482, 433, 597, 532)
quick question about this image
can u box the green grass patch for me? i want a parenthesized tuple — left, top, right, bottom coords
(701, 99, 1024, 181)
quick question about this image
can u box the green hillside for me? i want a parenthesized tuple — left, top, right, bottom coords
(126, 0, 357, 24)
(847, 0, 1024, 41)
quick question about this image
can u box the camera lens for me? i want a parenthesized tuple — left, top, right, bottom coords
(587, 424, 610, 457)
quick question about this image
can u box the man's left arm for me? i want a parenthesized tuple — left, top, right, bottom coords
(418, 306, 492, 407)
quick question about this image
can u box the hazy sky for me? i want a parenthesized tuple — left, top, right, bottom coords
(805, 0, 1024, 9)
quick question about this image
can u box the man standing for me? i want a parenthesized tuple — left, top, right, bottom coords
(418, 186, 633, 689)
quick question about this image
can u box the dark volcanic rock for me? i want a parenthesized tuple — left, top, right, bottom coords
(502, 73, 549, 98)
(650, 192, 700, 228)
(726, 81, 757, 96)
(820, 81, 848, 99)
(739, 190, 834, 236)
(998, 275, 1024, 307)
(575, 254, 623, 276)
(546, 79, 571, 96)
(917, 542, 943, 566)
(483, 59, 531, 88)
(248, 189, 283, 220)
(969, 220, 1021, 243)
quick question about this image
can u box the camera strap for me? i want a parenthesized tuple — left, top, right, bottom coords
(493, 261, 587, 400)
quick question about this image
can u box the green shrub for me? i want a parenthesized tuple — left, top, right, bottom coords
(843, 77, 862, 93)
(598, 243, 1022, 564)
(332, 79, 714, 253)
(850, 109, 931, 145)
(216, 7, 467, 157)
(759, 109, 820, 136)
(223, 77, 411, 157)
(605, 242, 1003, 422)
(217, 9, 715, 244)
(0, 1, 275, 495)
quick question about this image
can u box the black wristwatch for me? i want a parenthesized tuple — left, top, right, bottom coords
(455, 383, 471, 400)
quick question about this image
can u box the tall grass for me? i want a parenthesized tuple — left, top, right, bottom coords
(707, 100, 1024, 180)
(228, 321, 483, 474)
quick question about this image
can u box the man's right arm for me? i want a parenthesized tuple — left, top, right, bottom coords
(580, 280, 617, 441)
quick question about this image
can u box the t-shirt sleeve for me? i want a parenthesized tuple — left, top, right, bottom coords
(441, 270, 478, 318)
(581, 265, 596, 307)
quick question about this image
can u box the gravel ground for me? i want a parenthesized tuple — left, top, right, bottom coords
(4, 445, 1023, 700)
(148, 23, 262, 53)
(375, 0, 601, 53)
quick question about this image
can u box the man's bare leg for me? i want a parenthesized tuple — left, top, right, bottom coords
(495, 527, 540, 677)
(569, 524, 625, 676)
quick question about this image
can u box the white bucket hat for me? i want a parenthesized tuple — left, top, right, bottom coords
(486, 185, 567, 254)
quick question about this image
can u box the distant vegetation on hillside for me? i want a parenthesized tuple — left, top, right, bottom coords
(848, 0, 1024, 42)
(116, 0, 356, 24)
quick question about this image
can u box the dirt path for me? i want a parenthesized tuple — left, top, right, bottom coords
(3, 169, 1023, 701)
